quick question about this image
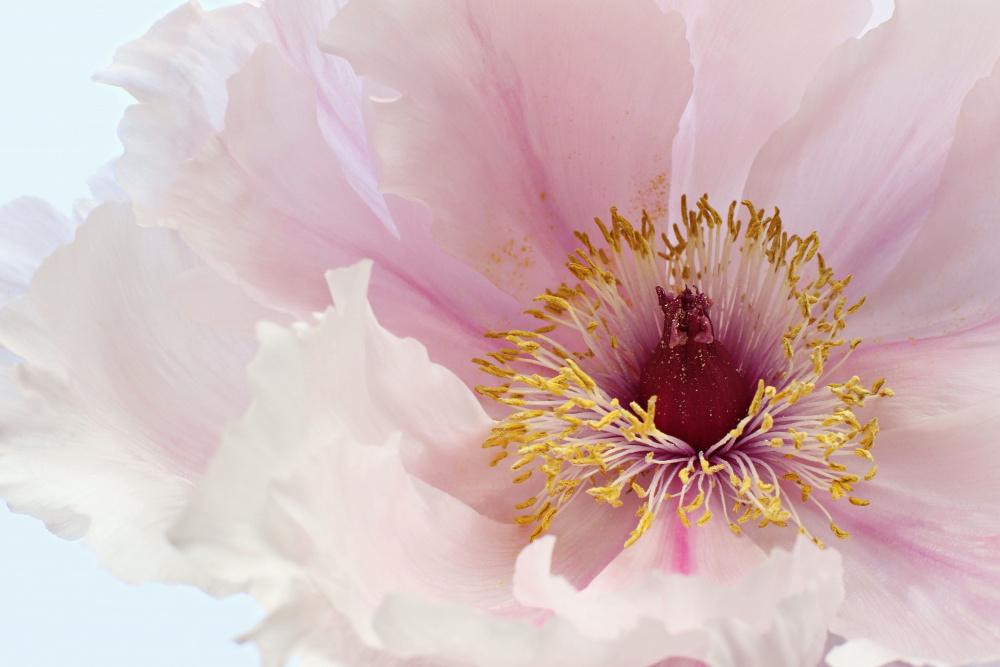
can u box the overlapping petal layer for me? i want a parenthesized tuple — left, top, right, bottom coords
(0, 204, 256, 588)
(173, 262, 848, 667)
(322, 0, 694, 302)
(3, 0, 1000, 664)
(0, 197, 77, 401)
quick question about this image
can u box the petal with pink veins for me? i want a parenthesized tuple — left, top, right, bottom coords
(849, 315, 1000, 430)
(744, 0, 1000, 295)
(322, 0, 694, 301)
(858, 57, 1000, 339)
(662, 0, 871, 208)
(807, 394, 1000, 662)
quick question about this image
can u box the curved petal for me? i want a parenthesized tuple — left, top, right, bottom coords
(744, 0, 1000, 295)
(0, 203, 255, 589)
(586, 514, 770, 592)
(663, 0, 871, 208)
(825, 638, 951, 667)
(95, 1, 271, 217)
(165, 45, 524, 387)
(859, 57, 1000, 338)
(171, 261, 528, 659)
(810, 395, 1000, 663)
(370, 535, 843, 667)
(849, 315, 1000, 430)
(97, 0, 391, 227)
(0, 197, 77, 401)
(322, 0, 694, 301)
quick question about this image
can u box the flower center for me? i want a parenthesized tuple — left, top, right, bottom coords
(638, 286, 750, 452)
(475, 196, 892, 549)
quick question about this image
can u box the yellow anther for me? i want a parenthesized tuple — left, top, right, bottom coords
(830, 522, 850, 539)
(490, 451, 509, 467)
(588, 410, 622, 430)
(679, 464, 695, 485)
(760, 413, 774, 432)
(624, 510, 655, 548)
(684, 492, 704, 512)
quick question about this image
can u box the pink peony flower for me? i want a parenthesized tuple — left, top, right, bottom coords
(3, 0, 1000, 665)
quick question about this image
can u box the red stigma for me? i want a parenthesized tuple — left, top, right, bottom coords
(637, 286, 750, 452)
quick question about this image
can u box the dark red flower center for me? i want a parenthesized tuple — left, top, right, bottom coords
(637, 286, 750, 452)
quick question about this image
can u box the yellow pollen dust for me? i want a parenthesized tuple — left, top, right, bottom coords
(475, 196, 892, 549)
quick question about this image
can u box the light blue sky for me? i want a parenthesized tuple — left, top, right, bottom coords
(0, 1, 275, 664)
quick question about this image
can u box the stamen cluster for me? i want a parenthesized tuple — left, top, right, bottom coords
(475, 197, 892, 548)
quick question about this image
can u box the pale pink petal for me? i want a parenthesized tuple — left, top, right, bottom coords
(849, 316, 1000, 430)
(0, 204, 254, 588)
(662, 0, 871, 207)
(858, 57, 1000, 338)
(171, 261, 527, 662)
(370, 535, 843, 667)
(322, 0, 693, 301)
(744, 0, 1000, 294)
(97, 0, 392, 227)
(0, 197, 77, 401)
(797, 394, 1000, 663)
(165, 45, 523, 387)
(586, 514, 769, 592)
(95, 1, 270, 217)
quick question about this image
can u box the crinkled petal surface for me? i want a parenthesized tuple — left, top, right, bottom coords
(0, 203, 255, 588)
(172, 261, 848, 667)
(8, 0, 1000, 664)
(0, 197, 76, 401)
(97, 0, 387, 225)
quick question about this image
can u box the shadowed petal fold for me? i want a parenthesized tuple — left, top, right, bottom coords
(322, 0, 694, 301)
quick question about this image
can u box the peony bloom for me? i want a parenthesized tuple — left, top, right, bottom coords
(3, 0, 1000, 665)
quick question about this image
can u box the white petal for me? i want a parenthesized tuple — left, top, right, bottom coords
(826, 638, 950, 667)
(0, 197, 77, 401)
(373, 535, 844, 667)
(0, 203, 255, 588)
(172, 261, 526, 663)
